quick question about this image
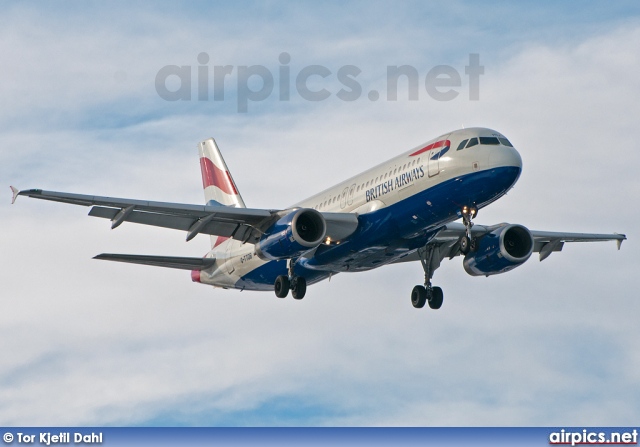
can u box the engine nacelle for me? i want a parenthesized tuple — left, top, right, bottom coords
(255, 208, 326, 260)
(463, 224, 534, 277)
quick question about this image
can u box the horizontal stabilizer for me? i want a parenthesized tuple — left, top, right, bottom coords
(93, 253, 216, 270)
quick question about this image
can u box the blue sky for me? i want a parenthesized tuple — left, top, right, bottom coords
(1, 1, 639, 426)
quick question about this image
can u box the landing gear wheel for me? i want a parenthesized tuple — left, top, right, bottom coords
(291, 277, 307, 300)
(274, 275, 290, 298)
(411, 285, 427, 308)
(469, 237, 477, 252)
(460, 235, 471, 255)
(428, 286, 443, 309)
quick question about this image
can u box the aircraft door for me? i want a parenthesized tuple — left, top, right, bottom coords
(340, 187, 349, 209)
(428, 133, 450, 177)
(347, 184, 356, 206)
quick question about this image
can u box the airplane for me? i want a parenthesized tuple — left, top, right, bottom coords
(10, 127, 626, 309)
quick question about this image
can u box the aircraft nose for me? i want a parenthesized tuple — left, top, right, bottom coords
(488, 145, 522, 170)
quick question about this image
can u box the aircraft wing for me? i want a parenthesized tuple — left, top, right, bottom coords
(527, 229, 626, 261)
(394, 222, 626, 264)
(12, 188, 358, 243)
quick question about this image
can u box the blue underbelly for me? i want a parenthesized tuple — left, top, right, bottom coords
(236, 166, 520, 289)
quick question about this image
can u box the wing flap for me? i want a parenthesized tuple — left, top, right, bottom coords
(89, 206, 194, 231)
(89, 206, 253, 239)
(93, 253, 216, 270)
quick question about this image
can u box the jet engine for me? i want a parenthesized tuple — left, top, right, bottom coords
(255, 208, 326, 260)
(463, 224, 534, 276)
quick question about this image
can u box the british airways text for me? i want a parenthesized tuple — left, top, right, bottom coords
(366, 166, 425, 202)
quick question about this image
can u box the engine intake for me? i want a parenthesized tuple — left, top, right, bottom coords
(256, 208, 326, 260)
(463, 224, 534, 276)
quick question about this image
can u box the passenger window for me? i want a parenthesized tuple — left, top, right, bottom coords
(479, 137, 500, 145)
(498, 137, 513, 147)
(457, 139, 468, 150)
(466, 138, 478, 148)
(393, 168, 397, 174)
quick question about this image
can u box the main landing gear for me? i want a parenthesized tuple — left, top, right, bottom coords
(410, 205, 478, 308)
(274, 259, 307, 299)
(459, 205, 478, 255)
(411, 244, 444, 309)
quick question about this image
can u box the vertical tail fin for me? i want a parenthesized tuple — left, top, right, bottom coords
(199, 138, 246, 208)
(198, 138, 246, 250)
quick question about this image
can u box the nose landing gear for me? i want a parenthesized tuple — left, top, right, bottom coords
(459, 205, 478, 255)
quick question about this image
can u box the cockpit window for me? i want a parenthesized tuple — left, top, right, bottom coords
(456, 139, 468, 151)
(498, 137, 513, 147)
(479, 137, 500, 145)
(466, 137, 478, 148)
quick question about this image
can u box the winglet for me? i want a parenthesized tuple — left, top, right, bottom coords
(615, 233, 626, 250)
(10, 186, 19, 204)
